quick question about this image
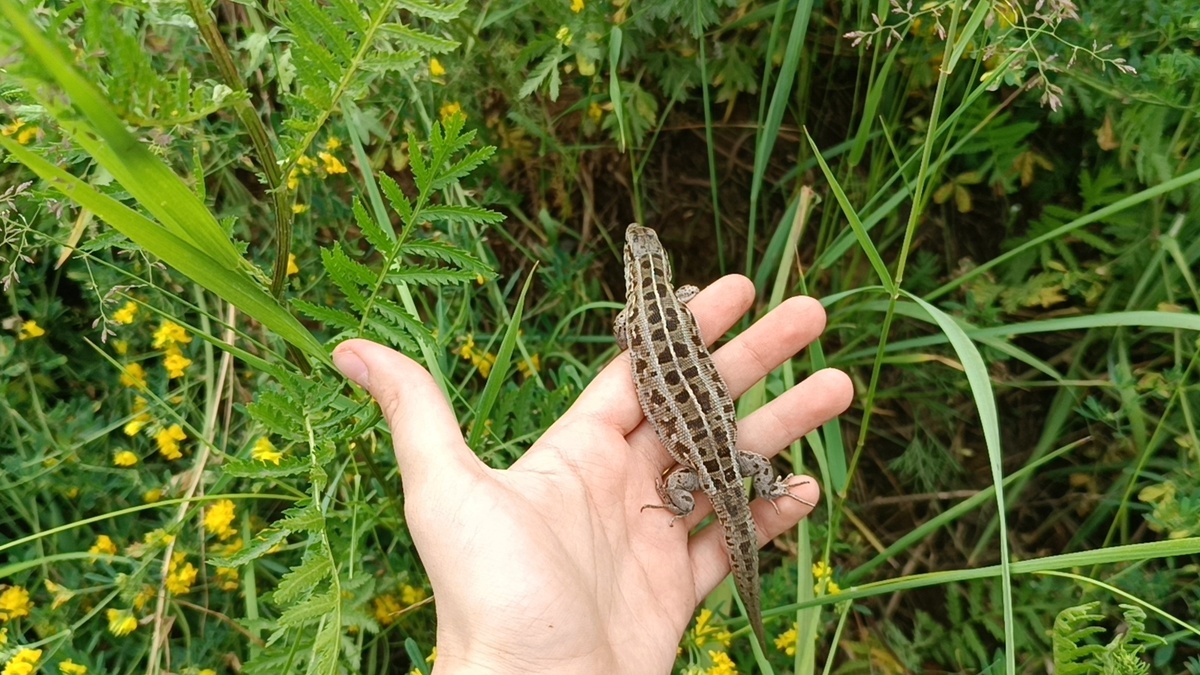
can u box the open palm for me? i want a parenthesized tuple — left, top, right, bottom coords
(333, 275, 853, 674)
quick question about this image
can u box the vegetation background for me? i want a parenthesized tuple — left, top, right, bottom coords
(2, 0, 1199, 672)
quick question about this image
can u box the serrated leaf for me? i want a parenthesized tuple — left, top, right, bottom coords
(401, 239, 492, 274)
(378, 24, 459, 53)
(360, 52, 423, 74)
(209, 528, 291, 567)
(278, 587, 339, 627)
(419, 204, 504, 226)
(374, 297, 436, 346)
(396, 0, 467, 21)
(222, 456, 309, 478)
(275, 552, 333, 605)
(380, 174, 415, 226)
(321, 246, 377, 301)
(385, 265, 478, 286)
(430, 147, 499, 191)
(293, 299, 360, 332)
(275, 505, 326, 532)
(353, 198, 393, 248)
(520, 49, 562, 99)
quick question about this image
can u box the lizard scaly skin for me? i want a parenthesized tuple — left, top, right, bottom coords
(614, 223, 809, 652)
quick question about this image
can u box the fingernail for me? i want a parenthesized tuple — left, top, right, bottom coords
(333, 346, 370, 389)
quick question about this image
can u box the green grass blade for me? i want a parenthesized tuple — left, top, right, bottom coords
(467, 268, 536, 449)
(1, 136, 328, 365)
(0, 0, 248, 272)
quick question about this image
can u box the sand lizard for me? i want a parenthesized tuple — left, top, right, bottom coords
(614, 223, 810, 651)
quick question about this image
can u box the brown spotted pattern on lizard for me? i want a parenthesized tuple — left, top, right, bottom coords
(613, 223, 810, 651)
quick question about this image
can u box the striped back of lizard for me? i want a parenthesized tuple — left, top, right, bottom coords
(620, 223, 765, 648)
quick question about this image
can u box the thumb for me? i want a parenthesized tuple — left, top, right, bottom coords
(332, 339, 483, 492)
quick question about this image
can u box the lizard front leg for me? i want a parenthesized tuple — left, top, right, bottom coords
(737, 451, 815, 511)
(641, 465, 701, 526)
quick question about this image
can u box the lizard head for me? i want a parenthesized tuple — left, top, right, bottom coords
(623, 223, 673, 289)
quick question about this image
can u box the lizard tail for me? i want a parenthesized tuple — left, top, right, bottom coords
(726, 519, 769, 653)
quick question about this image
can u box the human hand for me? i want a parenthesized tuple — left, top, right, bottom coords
(332, 275, 853, 674)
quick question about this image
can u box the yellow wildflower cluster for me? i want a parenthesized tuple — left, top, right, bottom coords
(571, 0, 584, 12)
(252, 437, 283, 465)
(89, 535, 118, 558)
(166, 553, 197, 596)
(373, 583, 428, 626)
(688, 608, 732, 648)
(112, 301, 139, 325)
(120, 362, 148, 389)
(106, 608, 137, 637)
(155, 424, 187, 461)
(2, 647, 41, 675)
(287, 138, 349, 189)
(439, 102, 463, 123)
(17, 320, 44, 341)
(429, 57, 446, 79)
(0, 586, 33, 622)
(214, 567, 239, 592)
(454, 335, 496, 378)
(774, 624, 798, 656)
(1, 118, 38, 145)
(113, 449, 138, 467)
(812, 560, 840, 596)
(59, 659, 87, 674)
(204, 499, 238, 540)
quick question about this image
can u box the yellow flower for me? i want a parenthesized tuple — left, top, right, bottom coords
(286, 253, 299, 276)
(163, 349, 193, 379)
(143, 528, 175, 548)
(439, 102, 463, 123)
(323, 137, 341, 151)
(400, 583, 426, 606)
(825, 579, 841, 595)
(291, 202, 309, 214)
(251, 437, 283, 465)
(517, 354, 540, 378)
(3, 648, 42, 675)
(204, 500, 237, 540)
(210, 538, 243, 559)
(555, 26, 572, 46)
(44, 579, 74, 610)
(0, 586, 33, 621)
(16, 126, 37, 145)
(286, 168, 300, 190)
(812, 560, 832, 579)
(690, 608, 732, 647)
(151, 321, 192, 349)
(18, 320, 45, 341)
(454, 335, 496, 378)
(105, 608, 138, 636)
(587, 101, 603, 123)
(89, 535, 118, 558)
(373, 593, 401, 626)
(318, 151, 347, 174)
(198, 670, 217, 675)
(112, 301, 139, 325)
(774, 624, 798, 656)
(124, 397, 151, 435)
(166, 553, 197, 595)
(132, 586, 156, 611)
(215, 567, 239, 592)
(119, 363, 148, 390)
(143, 488, 163, 503)
(703, 651, 737, 675)
(571, 0, 584, 11)
(1, 119, 25, 136)
(0, 626, 7, 646)
(296, 155, 318, 173)
(112, 339, 129, 356)
(429, 57, 446, 78)
(113, 450, 138, 467)
(59, 660, 88, 674)
(155, 424, 187, 460)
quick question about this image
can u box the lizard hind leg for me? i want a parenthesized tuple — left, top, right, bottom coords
(737, 451, 816, 512)
(640, 466, 701, 526)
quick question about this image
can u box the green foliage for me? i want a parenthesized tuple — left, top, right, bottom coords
(1053, 602, 1167, 674)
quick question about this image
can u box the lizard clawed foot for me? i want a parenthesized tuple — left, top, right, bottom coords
(639, 502, 685, 527)
(765, 474, 816, 512)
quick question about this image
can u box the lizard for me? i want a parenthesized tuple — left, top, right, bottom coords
(613, 223, 811, 652)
